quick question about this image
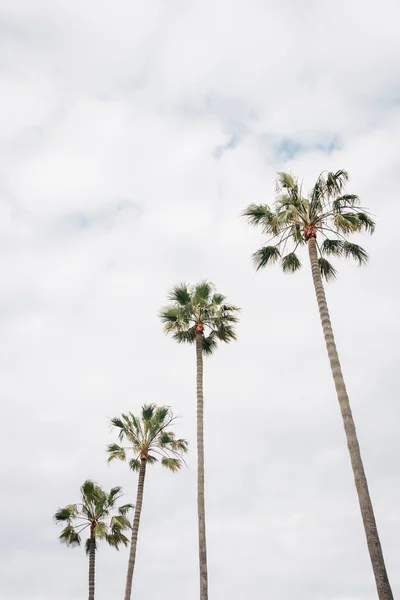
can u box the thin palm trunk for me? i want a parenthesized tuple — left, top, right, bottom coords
(88, 533, 96, 600)
(196, 332, 208, 600)
(124, 458, 147, 600)
(308, 236, 393, 599)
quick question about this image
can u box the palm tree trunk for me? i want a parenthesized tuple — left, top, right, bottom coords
(308, 236, 393, 599)
(196, 332, 208, 600)
(88, 533, 96, 600)
(124, 458, 147, 600)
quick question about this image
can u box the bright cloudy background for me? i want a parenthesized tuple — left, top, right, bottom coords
(0, 1, 399, 599)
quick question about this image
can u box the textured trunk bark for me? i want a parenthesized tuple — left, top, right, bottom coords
(308, 236, 393, 600)
(124, 458, 147, 600)
(196, 332, 209, 600)
(88, 533, 96, 600)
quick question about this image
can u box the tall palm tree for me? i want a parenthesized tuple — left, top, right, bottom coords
(54, 480, 132, 600)
(243, 170, 393, 600)
(159, 281, 240, 600)
(107, 404, 188, 600)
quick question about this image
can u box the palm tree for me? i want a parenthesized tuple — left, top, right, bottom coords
(107, 404, 188, 600)
(243, 170, 392, 599)
(159, 281, 240, 600)
(54, 480, 132, 600)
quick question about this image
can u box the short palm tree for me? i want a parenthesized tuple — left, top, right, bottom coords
(54, 480, 132, 600)
(160, 281, 240, 600)
(243, 170, 393, 600)
(107, 404, 188, 600)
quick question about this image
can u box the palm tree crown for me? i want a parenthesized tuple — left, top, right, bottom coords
(54, 480, 132, 553)
(243, 170, 375, 280)
(159, 280, 240, 354)
(107, 404, 188, 472)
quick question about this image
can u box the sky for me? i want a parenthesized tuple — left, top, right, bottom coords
(0, 0, 399, 599)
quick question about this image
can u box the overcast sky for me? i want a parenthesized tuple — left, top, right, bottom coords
(0, 1, 399, 599)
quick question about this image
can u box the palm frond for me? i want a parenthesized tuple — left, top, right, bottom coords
(333, 212, 361, 234)
(321, 239, 344, 256)
(141, 404, 155, 422)
(118, 503, 134, 516)
(59, 525, 81, 548)
(326, 170, 349, 195)
(54, 505, 78, 523)
(107, 444, 126, 463)
(194, 280, 214, 305)
(342, 242, 369, 265)
(252, 246, 281, 270)
(161, 457, 182, 472)
(129, 458, 141, 472)
(167, 283, 191, 306)
(172, 328, 196, 345)
(333, 194, 360, 211)
(319, 257, 337, 281)
(357, 212, 376, 234)
(277, 172, 298, 192)
(202, 334, 218, 355)
(281, 252, 301, 273)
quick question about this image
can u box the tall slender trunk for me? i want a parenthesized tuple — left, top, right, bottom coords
(88, 532, 96, 600)
(124, 458, 147, 600)
(308, 236, 393, 600)
(196, 331, 208, 600)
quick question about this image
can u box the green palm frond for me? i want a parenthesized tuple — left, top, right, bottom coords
(211, 292, 226, 305)
(326, 170, 349, 195)
(107, 444, 126, 463)
(118, 503, 134, 516)
(333, 194, 360, 211)
(129, 458, 141, 471)
(194, 280, 214, 305)
(334, 212, 362, 233)
(105, 531, 130, 550)
(167, 283, 191, 306)
(94, 522, 107, 539)
(342, 242, 369, 265)
(242, 204, 280, 234)
(357, 212, 376, 234)
(321, 239, 344, 256)
(54, 504, 78, 523)
(202, 334, 218, 355)
(107, 487, 123, 507)
(161, 457, 182, 472)
(59, 525, 81, 548)
(277, 172, 298, 192)
(172, 328, 196, 344)
(142, 404, 155, 423)
(319, 258, 337, 281)
(170, 438, 189, 453)
(252, 246, 281, 270)
(281, 252, 302, 273)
